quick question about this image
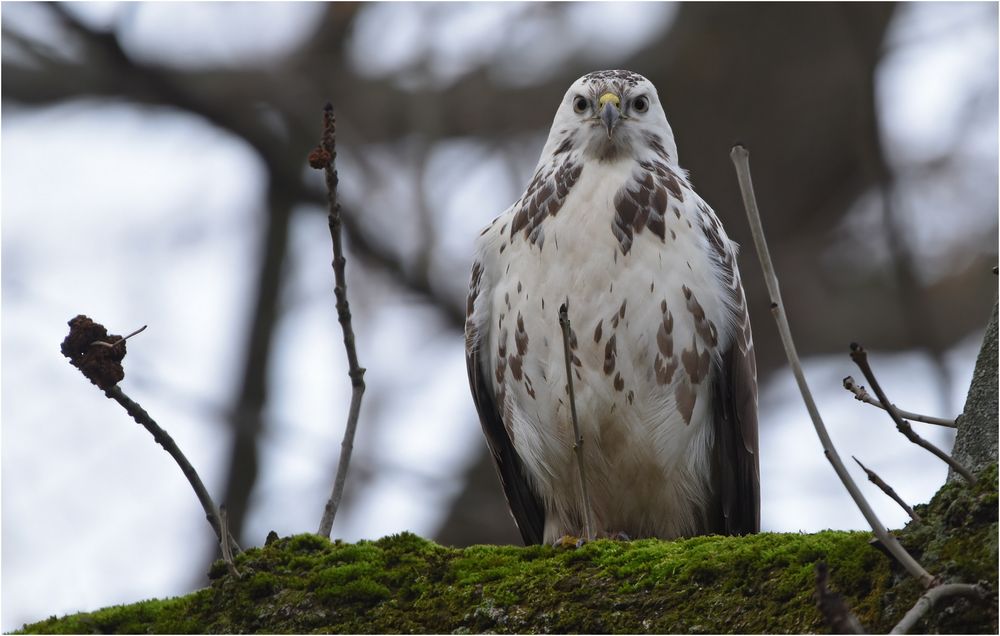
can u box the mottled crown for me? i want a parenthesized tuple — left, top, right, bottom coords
(580, 69, 647, 89)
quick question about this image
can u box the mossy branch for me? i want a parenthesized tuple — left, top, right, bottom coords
(21, 464, 998, 634)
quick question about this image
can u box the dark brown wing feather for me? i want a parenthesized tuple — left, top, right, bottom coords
(712, 311, 761, 535)
(466, 337, 545, 545)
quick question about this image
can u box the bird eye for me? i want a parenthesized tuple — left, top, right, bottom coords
(573, 96, 589, 114)
(632, 96, 649, 113)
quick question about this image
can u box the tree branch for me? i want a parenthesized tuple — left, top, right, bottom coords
(852, 456, 921, 523)
(104, 385, 240, 554)
(814, 562, 866, 634)
(315, 105, 367, 539)
(61, 314, 240, 554)
(890, 583, 987, 634)
(849, 344, 976, 484)
(558, 302, 595, 542)
(729, 145, 934, 588)
(219, 505, 241, 579)
(842, 376, 957, 428)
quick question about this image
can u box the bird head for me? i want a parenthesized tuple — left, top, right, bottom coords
(541, 70, 678, 164)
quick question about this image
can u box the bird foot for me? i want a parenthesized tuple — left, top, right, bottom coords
(553, 535, 588, 549)
(552, 531, 630, 547)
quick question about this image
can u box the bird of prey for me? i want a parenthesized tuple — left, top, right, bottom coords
(465, 70, 759, 545)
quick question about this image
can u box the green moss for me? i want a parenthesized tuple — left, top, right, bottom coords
(246, 572, 279, 600)
(18, 469, 997, 634)
(887, 462, 999, 633)
(19, 596, 208, 635)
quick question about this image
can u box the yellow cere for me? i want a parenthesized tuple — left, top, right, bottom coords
(598, 92, 621, 108)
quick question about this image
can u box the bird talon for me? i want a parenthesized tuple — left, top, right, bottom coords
(553, 534, 586, 549)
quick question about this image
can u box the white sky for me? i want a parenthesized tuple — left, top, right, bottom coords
(2, 2, 996, 631)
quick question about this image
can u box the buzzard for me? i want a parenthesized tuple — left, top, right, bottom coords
(465, 70, 759, 545)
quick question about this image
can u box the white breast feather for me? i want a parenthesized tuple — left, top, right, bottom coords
(471, 163, 738, 542)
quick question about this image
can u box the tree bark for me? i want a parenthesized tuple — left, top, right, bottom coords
(949, 302, 999, 483)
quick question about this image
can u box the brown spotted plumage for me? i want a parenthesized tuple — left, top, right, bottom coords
(509, 162, 583, 248)
(466, 70, 758, 545)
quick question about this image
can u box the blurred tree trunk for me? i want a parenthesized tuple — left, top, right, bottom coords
(222, 187, 294, 542)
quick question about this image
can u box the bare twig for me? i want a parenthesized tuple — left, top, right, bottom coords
(104, 385, 240, 554)
(852, 456, 921, 523)
(730, 145, 934, 588)
(316, 104, 367, 539)
(219, 505, 241, 579)
(559, 302, 595, 541)
(90, 324, 148, 349)
(842, 376, 957, 428)
(849, 344, 976, 484)
(890, 583, 987, 634)
(815, 562, 867, 634)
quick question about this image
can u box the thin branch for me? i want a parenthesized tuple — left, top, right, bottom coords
(842, 376, 957, 428)
(729, 145, 934, 588)
(815, 562, 867, 634)
(849, 344, 976, 484)
(219, 505, 241, 579)
(890, 583, 987, 634)
(316, 104, 367, 539)
(104, 385, 240, 554)
(852, 456, 921, 523)
(559, 302, 595, 542)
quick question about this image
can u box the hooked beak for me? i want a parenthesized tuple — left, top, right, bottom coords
(598, 92, 621, 139)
